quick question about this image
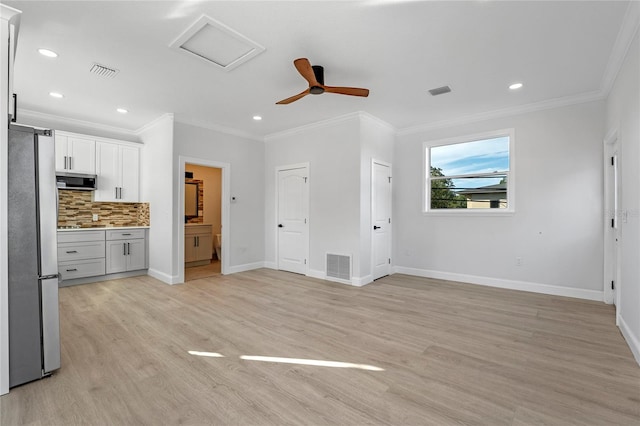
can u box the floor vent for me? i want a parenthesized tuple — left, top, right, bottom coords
(326, 254, 351, 281)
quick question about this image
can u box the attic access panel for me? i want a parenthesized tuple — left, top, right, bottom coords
(170, 15, 265, 71)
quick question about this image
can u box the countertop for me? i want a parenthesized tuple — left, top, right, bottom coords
(57, 226, 149, 232)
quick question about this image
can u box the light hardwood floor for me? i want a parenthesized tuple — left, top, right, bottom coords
(185, 260, 221, 282)
(1, 270, 639, 425)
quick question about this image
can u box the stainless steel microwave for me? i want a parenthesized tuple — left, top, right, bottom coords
(55, 172, 97, 191)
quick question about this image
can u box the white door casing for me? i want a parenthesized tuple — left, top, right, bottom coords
(603, 129, 620, 320)
(277, 165, 309, 275)
(372, 161, 392, 280)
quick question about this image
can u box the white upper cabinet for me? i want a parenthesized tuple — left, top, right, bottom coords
(55, 135, 96, 175)
(94, 141, 140, 202)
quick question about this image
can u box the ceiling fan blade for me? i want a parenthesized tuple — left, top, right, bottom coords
(324, 86, 370, 97)
(276, 89, 311, 105)
(294, 58, 319, 87)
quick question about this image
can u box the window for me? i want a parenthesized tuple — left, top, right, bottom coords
(425, 129, 514, 212)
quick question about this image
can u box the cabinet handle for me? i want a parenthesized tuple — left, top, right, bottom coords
(123, 243, 126, 256)
(66, 268, 77, 272)
(69, 156, 72, 170)
(127, 242, 130, 255)
(64, 156, 68, 169)
(66, 250, 78, 254)
(121, 233, 132, 236)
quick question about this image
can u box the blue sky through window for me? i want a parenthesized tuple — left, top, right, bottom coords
(431, 136, 509, 190)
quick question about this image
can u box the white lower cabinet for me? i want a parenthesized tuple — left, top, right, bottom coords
(185, 224, 213, 266)
(57, 230, 106, 281)
(57, 228, 148, 285)
(105, 229, 147, 274)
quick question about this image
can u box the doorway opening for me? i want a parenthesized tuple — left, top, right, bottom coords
(178, 156, 230, 284)
(184, 164, 222, 281)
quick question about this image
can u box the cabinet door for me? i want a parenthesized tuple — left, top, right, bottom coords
(196, 234, 213, 262)
(54, 136, 68, 172)
(67, 137, 96, 174)
(126, 239, 146, 271)
(106, 240, 127, 274)
(120, 145, 139, 202)
(185, 236, 197, 263)
(94, 142, 119, 201)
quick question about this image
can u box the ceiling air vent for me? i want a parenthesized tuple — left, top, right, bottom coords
(170, 15, 265, 72)
(89, 63, 119, 78)
(428, 85, 451, 96)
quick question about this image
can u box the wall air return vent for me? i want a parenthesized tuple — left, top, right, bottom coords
(89, 63, 119, 78)
(326, 253, 351, 282)
(170, 15, 265, 71)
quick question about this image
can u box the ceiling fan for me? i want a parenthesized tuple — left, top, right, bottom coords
(276, 58, 370, 105)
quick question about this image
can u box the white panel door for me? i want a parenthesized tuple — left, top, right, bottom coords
(277, 167, 308, 274)
(372, 162, 392, 280)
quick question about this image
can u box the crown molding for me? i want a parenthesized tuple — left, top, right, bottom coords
(172, 116, 262, 142)
(134, 113, 175, 136)
(265, 111, 372, 141)
(397, 90, 605, 136)
(601, 0, 640, 96)
(16, 108, 140, 140)
(358, 111, 396, 133)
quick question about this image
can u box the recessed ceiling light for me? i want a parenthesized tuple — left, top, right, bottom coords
(38, 48, 58, 58)
(253, 115, 262, 121)
(49, 92, 64, 98)
(116, 108, 128, 114)
(509, 82, 523, 90)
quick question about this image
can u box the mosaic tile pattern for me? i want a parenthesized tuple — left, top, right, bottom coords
(58, 190, 150, 228)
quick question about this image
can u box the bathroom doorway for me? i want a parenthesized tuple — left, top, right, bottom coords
(179, 157, 230, 283)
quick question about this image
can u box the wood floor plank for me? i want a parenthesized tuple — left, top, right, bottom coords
(1, 270, 639, 425)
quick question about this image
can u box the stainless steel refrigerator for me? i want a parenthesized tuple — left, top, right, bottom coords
(8, 123, 60, 387)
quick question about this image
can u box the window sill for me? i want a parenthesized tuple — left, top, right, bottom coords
(422, 209, 515, 217)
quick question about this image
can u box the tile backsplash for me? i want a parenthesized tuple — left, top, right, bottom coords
(58, 190, 149, 227)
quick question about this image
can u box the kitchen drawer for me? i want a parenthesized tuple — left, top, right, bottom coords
(58, 258, 106, 281)
(57, 230, 105, 243)
(58, 241, 105, 261)
(106, 229, 146, 240)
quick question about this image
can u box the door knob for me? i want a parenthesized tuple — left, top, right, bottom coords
(373, 225, 381, 230)
(278, 224, 284, 228)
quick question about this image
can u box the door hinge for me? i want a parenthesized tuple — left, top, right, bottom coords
(611, 280, 615, 290)
(388, 218, 391, 224)
(388, 176, 392, 183)
(304, 177, 308, 183)
(611, 218, 615, 228)
(388, 258, 391, 264)
(304, 259, 307, 265)
(611, 156, 615, 166)
(304, 218, 307, 224)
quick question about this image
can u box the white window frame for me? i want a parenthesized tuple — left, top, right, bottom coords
(423, 128, 515, 215)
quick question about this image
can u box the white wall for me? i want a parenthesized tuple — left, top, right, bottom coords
(394, 101, 605, 300)
(264, 115, 362, 279)
(174, 122, 264, 271)
(140, 114, 176, 283)
(605, 29, 640, 363)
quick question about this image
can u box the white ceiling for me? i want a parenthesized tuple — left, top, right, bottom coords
(6, 1, 632, 139)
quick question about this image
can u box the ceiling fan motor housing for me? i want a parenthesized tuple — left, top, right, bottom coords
(310, 65, 325, 94)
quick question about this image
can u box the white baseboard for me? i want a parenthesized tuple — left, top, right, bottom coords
(619, 315, 640, 366)
(393, 266, 603, 301)
(226, 261, 265, 274)
(147, 268, 180, 285)
(307, 269, 371, 287)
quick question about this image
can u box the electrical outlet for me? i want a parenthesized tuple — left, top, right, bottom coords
(515, 257, 523, 266)
(92, 214, 99, 222)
